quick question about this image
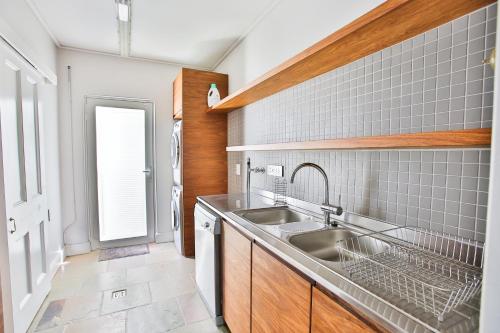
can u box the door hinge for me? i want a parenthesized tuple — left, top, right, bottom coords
(47, 209, 51, 222)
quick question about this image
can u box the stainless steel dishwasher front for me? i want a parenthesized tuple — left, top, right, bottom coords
(194, 203, 223, 325)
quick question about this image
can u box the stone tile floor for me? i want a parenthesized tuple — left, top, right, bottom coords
(28, 243, 229, 333)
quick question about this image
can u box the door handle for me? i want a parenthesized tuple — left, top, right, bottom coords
(142, 168, 151, 175)
(9, 217, 16, 234)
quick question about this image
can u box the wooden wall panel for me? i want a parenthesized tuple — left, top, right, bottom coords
(180, 68, 228, 256)
(252, 244, 311, 333)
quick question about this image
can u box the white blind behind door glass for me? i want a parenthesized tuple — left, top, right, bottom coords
(95, 106, 147, 241)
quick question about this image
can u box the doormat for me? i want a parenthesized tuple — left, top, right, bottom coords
(98, 244, 150, 261)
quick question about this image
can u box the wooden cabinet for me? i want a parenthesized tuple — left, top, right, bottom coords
(172, 71, 183, 119)
(172, 68, 228, 256)
(220, 223, 384, 333)
(0, 275, 3, 333)
(311, 287, 379, 333)
(252, 244, 311, 333)
(222, 221, 251, 333)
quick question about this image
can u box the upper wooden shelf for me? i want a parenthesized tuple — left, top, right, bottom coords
(208, 0, 494, 113)
(226, 129, 492, 151)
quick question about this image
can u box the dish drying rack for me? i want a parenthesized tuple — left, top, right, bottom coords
(273, 178, 288, 206)
(336, 227, 484, 321)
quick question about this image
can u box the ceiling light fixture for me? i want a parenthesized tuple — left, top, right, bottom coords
(117, 3, 129, 22)
(116, 0, 131, 57)
(116, 0, 130, 22)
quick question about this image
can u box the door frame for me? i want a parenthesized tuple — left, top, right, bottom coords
(83, 95, 158, 249)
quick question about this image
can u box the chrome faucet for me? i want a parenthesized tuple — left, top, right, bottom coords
(290, 162, 343, 226)
(246, 158, 265, 206)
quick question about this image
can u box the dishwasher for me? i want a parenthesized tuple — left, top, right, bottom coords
(194, 203, 223, 325)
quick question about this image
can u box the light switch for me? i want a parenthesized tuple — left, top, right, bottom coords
(267, 165, 284, 177)
(235, 163, 241, 176)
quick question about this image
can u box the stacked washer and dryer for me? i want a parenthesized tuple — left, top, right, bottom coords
(170, 69, 228, 257)
(171, 121, 183, 254)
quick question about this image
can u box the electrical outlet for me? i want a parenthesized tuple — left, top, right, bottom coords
(267, 165, 284, 177)
(235, 163, 241, 176)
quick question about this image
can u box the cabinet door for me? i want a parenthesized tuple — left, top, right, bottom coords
(172, 72, 182, 119)
(222, 221, 251, 333)
(252, 244, 311, 333)
(311, 287, 378, 333)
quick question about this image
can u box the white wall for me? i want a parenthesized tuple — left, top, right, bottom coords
(0, 0, 63, 276)
(480, 5, 500, 332)
(215, 0, 384, 93)
(57, 48, 180, 254)
(0, 0, 57, 78)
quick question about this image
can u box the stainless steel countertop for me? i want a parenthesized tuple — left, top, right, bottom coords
(197, 192, 480, 333)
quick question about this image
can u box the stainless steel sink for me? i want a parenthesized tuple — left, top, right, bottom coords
(288, 229, 359, 261)
(234, 207, 312, 225)
(288, 228, 387, 262)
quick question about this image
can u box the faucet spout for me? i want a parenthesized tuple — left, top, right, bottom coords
(290, 162, 343, 226)
(290, 163, 330, 205)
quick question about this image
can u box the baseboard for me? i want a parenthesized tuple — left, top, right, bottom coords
(155, 232, 173, 243)
(64, 241, 91, 256)
(48, 250, 63, 279)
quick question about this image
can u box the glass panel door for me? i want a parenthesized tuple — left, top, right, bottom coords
(95, 106, 148, 241)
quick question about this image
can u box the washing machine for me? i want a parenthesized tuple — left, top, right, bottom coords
(171, 121, 182, 185)
(171, 185, 183, 254)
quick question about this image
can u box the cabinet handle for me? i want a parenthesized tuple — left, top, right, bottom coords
(9, 217, 16, 234)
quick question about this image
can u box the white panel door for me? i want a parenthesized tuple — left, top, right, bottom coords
(95, 106, 148, 241)
(0, 45, 50, 333)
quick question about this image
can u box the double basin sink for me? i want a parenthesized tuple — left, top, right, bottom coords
(234, 206, 379, 263)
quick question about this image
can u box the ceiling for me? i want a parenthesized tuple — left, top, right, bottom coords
(28, 0, 277, 68)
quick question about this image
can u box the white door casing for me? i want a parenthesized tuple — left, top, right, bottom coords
(0, 43, 50, 333)
(84, 97, 156, 249)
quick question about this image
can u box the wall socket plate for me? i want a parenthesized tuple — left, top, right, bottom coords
(267, 165, 284, 177)
(235, 163, 241, 176)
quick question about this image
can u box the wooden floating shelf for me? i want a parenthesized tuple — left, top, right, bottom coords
(226, 129, 492, 152)
(208, 0, 494, 113)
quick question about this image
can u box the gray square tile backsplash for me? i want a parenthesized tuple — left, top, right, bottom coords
(227, 4, 496, 242)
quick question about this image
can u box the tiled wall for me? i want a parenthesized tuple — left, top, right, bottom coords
(228, 4, 496, 242)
